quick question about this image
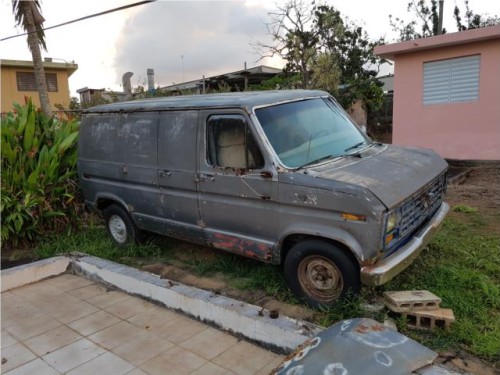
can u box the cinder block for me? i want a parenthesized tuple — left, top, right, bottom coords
(403, 308, 455, 331)
(384, 290, 441, 312)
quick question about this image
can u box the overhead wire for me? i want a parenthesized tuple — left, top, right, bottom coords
(0, 0, 157, 42)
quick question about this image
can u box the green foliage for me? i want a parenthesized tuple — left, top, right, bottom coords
(454, 0, 500, 30)
(1, 99, 83, 247)
(249, 73, 302, 91)
(453, 204, 478, 213)
(385, 218, 500, 360)
(390, 0, 499, 42)
(12, 0, 47, 51)
(258, 1, 384, 111)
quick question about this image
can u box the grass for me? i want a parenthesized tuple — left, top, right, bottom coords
(34, 210, 500, 365)
(452, 204, 478, 213)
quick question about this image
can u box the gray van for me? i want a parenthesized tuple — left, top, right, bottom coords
(78, 90, 449, 307)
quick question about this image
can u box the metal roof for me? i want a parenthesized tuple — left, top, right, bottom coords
(85, 90, 329, 113)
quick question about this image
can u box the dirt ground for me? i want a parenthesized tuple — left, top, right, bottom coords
(445, 164, 500, 235)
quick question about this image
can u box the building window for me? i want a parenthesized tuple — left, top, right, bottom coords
(423, 55, 480, 105)
(16, 72, 58, 92)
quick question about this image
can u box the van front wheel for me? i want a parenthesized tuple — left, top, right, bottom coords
(284, 240, 360, 308)
(103, 204, 141, 246)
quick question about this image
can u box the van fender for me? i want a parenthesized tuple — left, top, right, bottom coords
(94, 193, 130, 213)
(277, 223, 364, 265)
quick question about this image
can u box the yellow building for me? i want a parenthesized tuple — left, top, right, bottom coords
(1, 58, 78, 113)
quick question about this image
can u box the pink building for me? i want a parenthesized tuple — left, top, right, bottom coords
(375, 25, 500, 161)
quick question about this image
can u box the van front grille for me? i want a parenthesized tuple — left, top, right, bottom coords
(399, 174, 446, 239)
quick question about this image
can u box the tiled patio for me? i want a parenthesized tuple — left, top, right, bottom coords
(1, 274, 283, 374)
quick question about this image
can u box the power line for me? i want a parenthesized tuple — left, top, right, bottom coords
(0, 0, 157, 42)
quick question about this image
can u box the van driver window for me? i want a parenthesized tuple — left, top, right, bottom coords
(207, 115, 264, 169)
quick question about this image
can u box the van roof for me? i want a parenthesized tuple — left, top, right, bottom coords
(84, 90, 329, 113)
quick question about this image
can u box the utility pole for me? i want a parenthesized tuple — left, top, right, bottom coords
(181, 55, 185, 83)
(437, 0, 444, 35)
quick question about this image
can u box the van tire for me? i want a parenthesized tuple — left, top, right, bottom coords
(103, 204, 142, 246)
(284, 240, 360, 309)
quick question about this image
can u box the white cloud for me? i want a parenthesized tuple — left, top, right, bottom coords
(113, 1, 278, 88)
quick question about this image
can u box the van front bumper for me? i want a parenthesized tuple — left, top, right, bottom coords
(360, 202, 450, 286)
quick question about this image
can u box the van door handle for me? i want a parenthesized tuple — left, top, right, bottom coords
(158, 170, 171, 177)
(198, 173, 215, 181)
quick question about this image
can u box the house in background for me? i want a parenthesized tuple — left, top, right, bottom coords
(159, 65, 282, 95)
(374, 25, 500, 161)
(77, 87, 126, 106)
(1, 58, 78, 112)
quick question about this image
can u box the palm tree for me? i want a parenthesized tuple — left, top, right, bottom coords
(12, 0, 51, 116)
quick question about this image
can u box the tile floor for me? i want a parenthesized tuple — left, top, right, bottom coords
(1, 274, 284, 374)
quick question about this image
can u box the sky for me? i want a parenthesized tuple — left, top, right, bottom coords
(1, 0, 499, 98)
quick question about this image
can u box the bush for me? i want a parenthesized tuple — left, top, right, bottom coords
(1, 99, 83, 247)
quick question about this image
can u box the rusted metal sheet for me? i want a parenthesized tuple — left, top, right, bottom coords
(208, 232, 272, 262)
(273, 318, 437, 375)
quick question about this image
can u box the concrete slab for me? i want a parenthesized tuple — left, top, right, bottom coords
(1, 273, 283, 374)
(69, 254, 322, 352)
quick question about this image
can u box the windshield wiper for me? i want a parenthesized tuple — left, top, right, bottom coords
(294, 154, 340, 170)
(344, 141, 370, 153)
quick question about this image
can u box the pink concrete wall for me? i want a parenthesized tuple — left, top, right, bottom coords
(392, 39, 500, 160)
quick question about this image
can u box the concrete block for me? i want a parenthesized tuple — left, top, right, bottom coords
(384, 290, 441, 312)
(403, 308, 455, 331)
(1, 257, 70, 291)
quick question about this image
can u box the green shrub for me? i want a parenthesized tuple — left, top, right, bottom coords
(1, 100, 83, 247)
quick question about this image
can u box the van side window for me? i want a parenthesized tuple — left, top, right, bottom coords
(207, 115, 264, 169)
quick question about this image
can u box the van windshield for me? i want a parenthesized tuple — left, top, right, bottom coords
(255, 97, 370, 168)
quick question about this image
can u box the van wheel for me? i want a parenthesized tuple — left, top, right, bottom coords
(284, 240, 360, 309)
(103, 204, 141, 246)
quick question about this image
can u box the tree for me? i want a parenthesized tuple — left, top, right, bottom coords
(389, 0, 445, 41)
(12, 0, 52, 116)
(390, 0, 499, 42)
(315, 5, 385, 110)
(254, 0, 321, 89)
(454, 0, 500, 30)
(255, 1, 384, 111)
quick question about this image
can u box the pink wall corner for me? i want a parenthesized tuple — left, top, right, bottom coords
(392, 40, 500, 160)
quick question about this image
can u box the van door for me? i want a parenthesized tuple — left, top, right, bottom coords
(157, 111, 203, 242)
(197, 110, 278, 262)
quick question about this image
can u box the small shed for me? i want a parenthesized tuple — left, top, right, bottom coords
(374, 25, 500, 161)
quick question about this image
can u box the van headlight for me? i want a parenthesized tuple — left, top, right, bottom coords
(384, 210, 399, 248)
(386, 211, 398, 233)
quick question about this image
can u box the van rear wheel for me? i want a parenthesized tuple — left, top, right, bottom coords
(103, 204, 142, 246)
(284, 240, 360, 308)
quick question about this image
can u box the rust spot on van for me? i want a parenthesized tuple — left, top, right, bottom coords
(210, 233, 272, 261)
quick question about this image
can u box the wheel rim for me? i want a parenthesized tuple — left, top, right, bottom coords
(297, 255, 343, 303)
(108, 215, 128, 244)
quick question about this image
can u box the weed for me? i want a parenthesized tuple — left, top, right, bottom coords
(453, 204, 478, 213)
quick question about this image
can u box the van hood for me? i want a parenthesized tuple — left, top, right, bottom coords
(310, 144, 447, 208)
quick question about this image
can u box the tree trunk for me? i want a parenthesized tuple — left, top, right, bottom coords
(24, 4, 51, 116)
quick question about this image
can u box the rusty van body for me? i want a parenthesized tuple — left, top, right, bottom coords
(78, 90, 449, 307)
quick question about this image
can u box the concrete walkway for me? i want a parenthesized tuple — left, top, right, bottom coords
(1, 274, 283, 375)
